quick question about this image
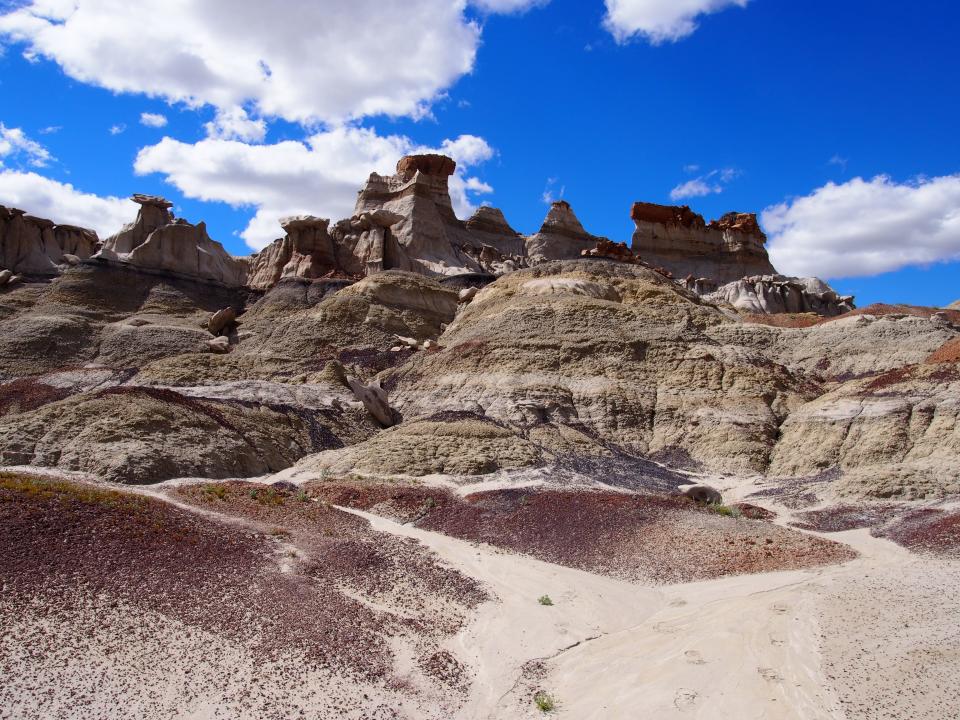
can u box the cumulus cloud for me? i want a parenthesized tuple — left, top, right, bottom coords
(134, 127, 496, 250)
(764, 175, 960, 278)
(670, 167, 738, 200)
(603, 0, 749, 44)
(204, 106, 266, 142)
(0, 170, 135, 237)
(139, 112, 168, 128)
(470, 0, 549, 12)
(0, 0, 507, 125)
(0, 123, 53, 167)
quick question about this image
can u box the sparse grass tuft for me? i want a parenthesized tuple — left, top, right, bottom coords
(295, 490, 310, 503)
(537, 595, 554, 606)
(534, 691, 557, 712)
(710, 504, 742, 518)
(202, 484, 227, 500)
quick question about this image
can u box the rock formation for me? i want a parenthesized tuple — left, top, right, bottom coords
(96, 195, 247, 287)
(705, 275, 855, 316)
(631, 202, 775, 285)
(525, 200, 608, 264)
(0, 205, 100, 275)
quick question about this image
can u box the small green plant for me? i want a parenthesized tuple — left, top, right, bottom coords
(295, 490, 310, 503)
(248, 488, 259, 500)
(424, 496, 436, 509)
(534, 691, 556, 712)
(711, 504, 741, 518)
(537, 595, 554, 606)
(202, 484, 227, 500)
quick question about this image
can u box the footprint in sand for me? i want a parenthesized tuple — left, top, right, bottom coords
(758, 667, 783, 682)
(673, 688, 698, 711)
(684, 650, 706, 665)
(653, 622, 681, 634)
(771, 604, 789, 615)
(769, 634, 786, 647)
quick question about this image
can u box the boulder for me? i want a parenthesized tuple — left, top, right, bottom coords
(680, 484, 724, 505)
(207, 336, 231, 354)
(207, 307, 237, 336)
(347, 377, 398, 428)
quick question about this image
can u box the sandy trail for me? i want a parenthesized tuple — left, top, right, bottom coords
(342, 501, 955, 720)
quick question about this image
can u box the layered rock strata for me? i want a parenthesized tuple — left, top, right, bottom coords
(631, 203, 776, 285)
(96, 195, 247, 287)
(525, 200, 608, 264)
(0, 205, 100, 275)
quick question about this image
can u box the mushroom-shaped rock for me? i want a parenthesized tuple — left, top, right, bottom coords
(680, 484, 723, 505)
(208, 307, 237, 336)
(396, 154, 457, 181)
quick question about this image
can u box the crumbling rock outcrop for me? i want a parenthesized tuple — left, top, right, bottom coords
(631, 202, 776, 285)
(769, 363, 960, 499)
(96, 195, 247, 287)
(706, 275, 855, 316)
(0, 205, 100, 276)
(525, 200, 608, 264)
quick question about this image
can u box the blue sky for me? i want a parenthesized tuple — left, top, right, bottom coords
(0, 0, 958, 307)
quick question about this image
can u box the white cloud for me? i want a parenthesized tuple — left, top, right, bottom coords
(109, 123, 126, 135)
(139, 112, 168, 128)
(0, 0, 512, 125)
(828, 154, 849, 170)
(670, 167, 738, 200)
(541, 177, 565, 205)
(670, 178, 720, 200)
(134, 127, 496, 250)
(204, 106, 266, 142)
(469, 0, 548, 12)
(0, 123, 53, 167)
(603, 0, 749, 44)
(0, 170, 135, 237)
(764, 175, 960, 278)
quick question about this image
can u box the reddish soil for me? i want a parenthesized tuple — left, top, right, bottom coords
(927, 338, 960, 364)
(733, 502, 777, 521)
(0, 376, 70, 416)
(176, 481, 487, 633)
(307, 483, 856, 584)
(790, 504, 901, 532)
(2, 473, 486, 708)
(874, 508, 960, 557)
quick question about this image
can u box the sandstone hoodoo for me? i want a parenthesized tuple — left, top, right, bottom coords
(525, 199, 609, 265)
(0, 153, 854, 319)
(630, 201, 775, 286)
(96, 194, 247, 287)
(0, 204, 100, 275)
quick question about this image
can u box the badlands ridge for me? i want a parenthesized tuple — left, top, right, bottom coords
(0, 154, 958, 719)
